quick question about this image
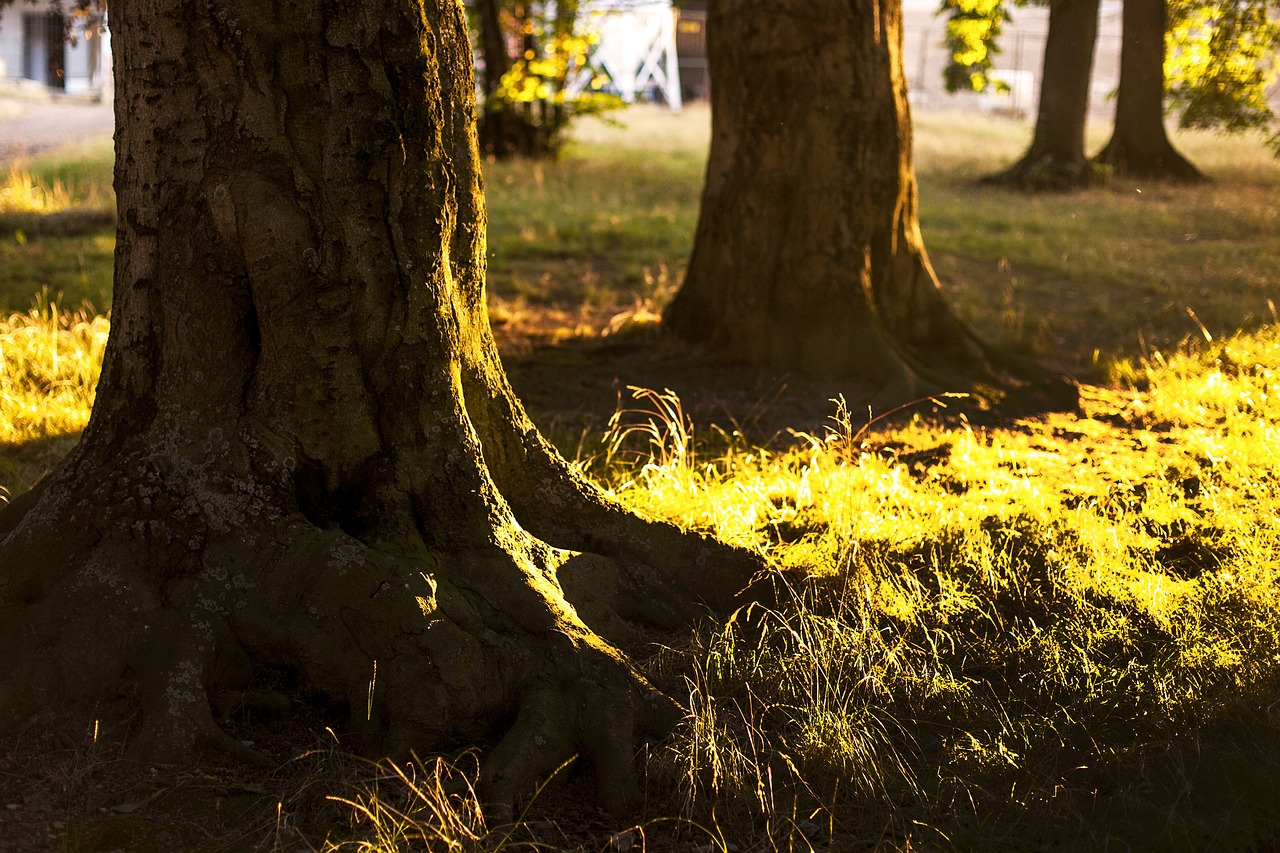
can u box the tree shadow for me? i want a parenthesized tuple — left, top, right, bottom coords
(0, 208, 115, 238)
(0, 431, 81, 507)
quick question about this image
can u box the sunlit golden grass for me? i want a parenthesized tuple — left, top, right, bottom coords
(580, 325, 1280, 849)
(0, 165, 77, 215)
(310, 748, 738, 852)
(318, 755, 495, 852)
(0, 146, 117, 313)
(14, 319, 1278, 849)
(0, 299, 108, 498)
(0, 157, 114, 217)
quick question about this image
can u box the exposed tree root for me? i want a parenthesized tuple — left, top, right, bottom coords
(1094, 140, 1206, 183)
(982, 154, 1098, 193)
(0, 415, 762, 815)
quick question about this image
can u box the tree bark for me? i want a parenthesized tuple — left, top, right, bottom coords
(1094, 0, 1204, 182)
(0, 0, 760, 814)
(988, 0, 1101, 190)
(664, 0, 1075, 409)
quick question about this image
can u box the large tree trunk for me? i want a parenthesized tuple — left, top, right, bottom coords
(1094, 0, 1204, 182)
(988, 0, 1101, 190)
(664, 0, 1075, 409)
(0, 0, 760, 814)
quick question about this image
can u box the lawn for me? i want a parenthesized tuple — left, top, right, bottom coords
(1, 106, 1279, 851)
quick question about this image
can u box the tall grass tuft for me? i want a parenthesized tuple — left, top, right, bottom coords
(0, 165, 78, 216)
(0, 155, 114, 219)
(320, 755, 494, 852)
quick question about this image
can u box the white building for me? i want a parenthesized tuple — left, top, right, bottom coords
(569, 0, 683, 110)
(0, 1, 109, 97)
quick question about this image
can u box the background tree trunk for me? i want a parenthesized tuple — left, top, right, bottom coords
(474, 0, 548, 158)
(475, 0, 524, 157)
(0, 0, 759, 813)
(989, 0, 1101, 190)
(476, 0, 512, 99)
(664, 0, 1074, 409)
(1094, 0, 1204, 181)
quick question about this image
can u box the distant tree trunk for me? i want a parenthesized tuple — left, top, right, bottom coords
(475, 0, 540, 158)
(476, 0, 511, 97)
(989, 0, 1101, 190)
(1094, 0, 1204, 181)
(0, 0, 760, 814)
(475, 0, 514, 152)
(664, 0, 1075, 409)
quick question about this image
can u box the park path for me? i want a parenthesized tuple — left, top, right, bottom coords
(0, 96, 115, 165)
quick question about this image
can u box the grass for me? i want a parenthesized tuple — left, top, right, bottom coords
(481, 109, 708, 349)
(1, 106, 1279, 850)
(583, 328, 1280, 850)
(0, 296, 107, 496)
(480, 105, 1280, 383)
(909, 111, 1280, 376)
(0, 140, 115, 314)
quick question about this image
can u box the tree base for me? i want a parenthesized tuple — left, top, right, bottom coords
(1094, 139, 1206, 183)
(0, 0, 766, 818)
(983, 153, 1097, 192)
(0, 431, 764, 815)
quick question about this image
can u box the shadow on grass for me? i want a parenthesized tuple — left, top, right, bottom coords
(0, 208, 115, 238)
(0, 431, 82, 505)
(0, 214, 114, 313)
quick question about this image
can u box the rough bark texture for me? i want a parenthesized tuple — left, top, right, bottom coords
(988, 0, 1101, 190)
(0, 0, 760, 814)
(664, 0, 1075, 409)
(1094, 0, 1204, 182)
